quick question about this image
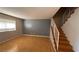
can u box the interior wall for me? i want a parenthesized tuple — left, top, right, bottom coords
(53, 15, 62, 27)
(0, 13, 23, 42)
(62, 8, 79, 51)
(23, 19, 50, 36)
(53, 8, 65, 27)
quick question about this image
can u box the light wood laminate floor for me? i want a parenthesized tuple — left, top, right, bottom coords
(0, 35, 54, 52)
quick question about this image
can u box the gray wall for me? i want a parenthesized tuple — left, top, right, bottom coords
(23, 19, 50, 36)
(0, 14, 23, 42)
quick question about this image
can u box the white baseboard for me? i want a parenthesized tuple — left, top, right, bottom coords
(23, 34, 49, 38)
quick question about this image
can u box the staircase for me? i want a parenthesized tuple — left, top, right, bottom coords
(53, 7, 77, 27)
(61, 7, 77, 25)
(52, 7, 77, 52)
(58, 28, 74, 52)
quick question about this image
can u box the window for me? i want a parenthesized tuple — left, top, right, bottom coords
(0, 19, 16, 32)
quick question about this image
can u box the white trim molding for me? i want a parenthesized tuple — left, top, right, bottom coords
(23, 34, 49, 38)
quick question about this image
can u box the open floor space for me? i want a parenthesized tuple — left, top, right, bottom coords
(0, 36, 54, 52)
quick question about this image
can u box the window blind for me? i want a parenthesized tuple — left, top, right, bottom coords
(0, 19, 16, 32)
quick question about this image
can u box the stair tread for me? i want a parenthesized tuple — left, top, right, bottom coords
(59, 47, 73, 50)
(59, 40, 68, 42)
(59, 42, 70, 45)
(60, 38, 67, 39)
(60, 38, 67, 40)
(59, 49, 73, 52)
(58, 28, 73, 52)
(59, 44, 72, 48)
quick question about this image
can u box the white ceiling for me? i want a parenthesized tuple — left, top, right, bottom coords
(0, 7, 60, 20)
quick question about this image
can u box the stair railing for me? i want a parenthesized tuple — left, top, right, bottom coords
(50, 18, 59, 51)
